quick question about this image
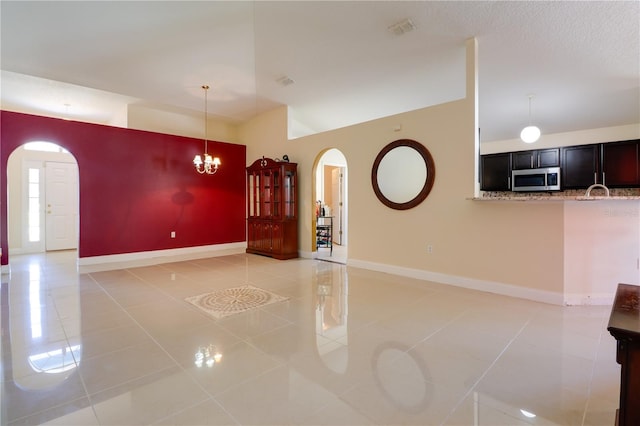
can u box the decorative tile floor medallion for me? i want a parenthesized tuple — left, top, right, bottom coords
(185, 285, 289, 319)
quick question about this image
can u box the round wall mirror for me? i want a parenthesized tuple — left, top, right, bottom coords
(371, 139, 435, 210)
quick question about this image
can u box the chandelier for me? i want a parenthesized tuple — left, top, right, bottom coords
(193, 85, 221, 174)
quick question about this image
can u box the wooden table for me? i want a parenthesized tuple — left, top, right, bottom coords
(607, 283, 640, 426)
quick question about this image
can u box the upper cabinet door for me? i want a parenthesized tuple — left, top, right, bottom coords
(602, 140, 640, 187)
(537, 148, 560, 168)
(512, 148, 560, 169)
(561, 144, 600, 189)
(512, 151, 535, 170)
(480, 153, 511, 191)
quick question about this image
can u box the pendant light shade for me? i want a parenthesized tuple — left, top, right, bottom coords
(520, 95, 540, 144)
(520, 125, 541, 144)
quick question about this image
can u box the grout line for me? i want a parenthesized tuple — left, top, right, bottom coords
(441, 313, 535, 425)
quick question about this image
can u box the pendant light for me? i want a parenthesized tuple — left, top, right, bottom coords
(520, 95, 541, 144)
(193, 85, 221, 174)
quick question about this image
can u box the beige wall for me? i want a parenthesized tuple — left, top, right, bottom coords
(481, 123, 640, 154)
(239, 105, 568, 302)
(238, 40, 570, 304)
(127, 103, 240, 143)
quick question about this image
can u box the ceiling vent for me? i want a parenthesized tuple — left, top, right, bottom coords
(276, 76, 295, 87)
(388, 18, 416, 36)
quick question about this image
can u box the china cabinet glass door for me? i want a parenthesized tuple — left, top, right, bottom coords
(284, 170, 296, 218)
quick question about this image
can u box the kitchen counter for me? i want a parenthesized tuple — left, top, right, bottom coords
(470, 195, 640, 201)
(471, 188, 640, 201)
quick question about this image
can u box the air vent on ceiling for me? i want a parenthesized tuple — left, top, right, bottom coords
(276, 76, 295, 87)
(388, 18, 416, 36)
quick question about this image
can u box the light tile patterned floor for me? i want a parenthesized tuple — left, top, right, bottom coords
(185, 285, 289, 319)
(1, 250, 620, 425)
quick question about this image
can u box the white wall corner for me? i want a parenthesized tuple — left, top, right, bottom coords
(299, 249, 315, 259)
(563, 292, 616, 306)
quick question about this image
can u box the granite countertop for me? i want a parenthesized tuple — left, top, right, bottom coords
(471, 189, 640, 201)
(471, 195, 640, 201)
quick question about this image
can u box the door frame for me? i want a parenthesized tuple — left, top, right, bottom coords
(312, 149, 348, 253)
(8, 143, 78, 255)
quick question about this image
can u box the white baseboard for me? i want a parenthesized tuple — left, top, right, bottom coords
(77, 242, 247, 269)
(299, 250, 314, 259)
(347, 258, 565, 306)
(563, 293, 615, 306)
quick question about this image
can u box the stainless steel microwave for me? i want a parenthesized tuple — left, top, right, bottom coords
(512, 167, 561, 192)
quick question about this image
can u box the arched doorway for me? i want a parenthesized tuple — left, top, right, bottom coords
(7, 141, 79, 255)
(5, 141, 83, 396)
(312, 148, 347, 264)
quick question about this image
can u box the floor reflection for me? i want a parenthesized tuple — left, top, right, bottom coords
(9, 253, 82, 392)
(472, 392, 561, 425)
(0, 250, 619, 425)
(314, 260, 348, 375)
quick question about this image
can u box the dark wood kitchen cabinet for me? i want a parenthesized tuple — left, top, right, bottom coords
(561, 144, 600, 189)
(512, 148, 560, 170)
(480, 152, 511, 191)
(246, 157, 298, 260)
(561, 140, 640, 189)
(483, 140, 640, 192)
(602, 140, 640, 187)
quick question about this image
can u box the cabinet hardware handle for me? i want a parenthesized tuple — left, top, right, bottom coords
(602, 172, 606, 186)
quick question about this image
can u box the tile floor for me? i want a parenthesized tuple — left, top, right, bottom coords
(0, 250, 620, 425)
(315, 243, 346, 264)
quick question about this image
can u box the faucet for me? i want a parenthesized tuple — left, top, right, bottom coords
(585, 183, 610, 198)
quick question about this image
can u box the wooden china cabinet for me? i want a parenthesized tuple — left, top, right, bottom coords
(246, 157, 298, 259)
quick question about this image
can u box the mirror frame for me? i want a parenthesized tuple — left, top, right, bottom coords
(371, 139, 435, 210)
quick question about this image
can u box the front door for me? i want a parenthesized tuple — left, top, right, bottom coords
(45, 162, 78, 251)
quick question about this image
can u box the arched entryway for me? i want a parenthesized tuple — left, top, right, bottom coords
(5, 142, 83, 395)
(312, 148, 348, 264)
(7, 141, 79, 255)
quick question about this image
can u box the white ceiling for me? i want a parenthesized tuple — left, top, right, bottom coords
(1, 1, 638, 142)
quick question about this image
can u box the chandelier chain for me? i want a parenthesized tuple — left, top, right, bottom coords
(203, 84, 209, 154)
(193, 84, 220, 174)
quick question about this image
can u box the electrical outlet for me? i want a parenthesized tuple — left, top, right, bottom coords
(427, 244, 433, 254)
(170, 231, 176, 238)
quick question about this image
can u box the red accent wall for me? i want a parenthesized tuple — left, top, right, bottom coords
(0, 111, 246, 265)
